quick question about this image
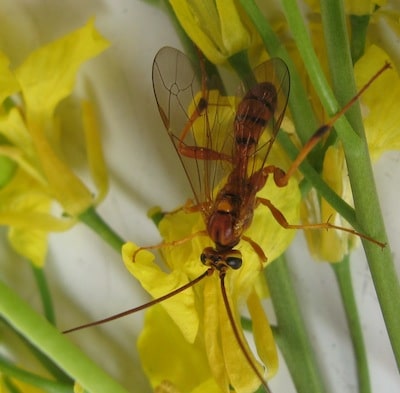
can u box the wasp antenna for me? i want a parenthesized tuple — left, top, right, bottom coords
(63, 269, 211, 334)
(281, 61, 391, 184)
(326, 61, 391, 129)
(220, 273, 272, 393)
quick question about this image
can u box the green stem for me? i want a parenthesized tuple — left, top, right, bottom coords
(282, 0, 400, 369)
(78, 206, 124, 252)
(31, 265, 55, 324)
(265, 255, 326, 393)
(0, 355, 73, 393)
(320, 0, 362, 131)
(332, 257, 371, 393)
(350, 15, 370, 63)
(0, 317, 73, 384)
(318, 0, 400, 369)
(228, 50, 256, 88)
(280, 0, 360, 150)
(0, 279, 129, 393)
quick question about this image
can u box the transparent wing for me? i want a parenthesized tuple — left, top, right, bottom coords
(254, 57, 290, 156)
(152, 48, 290, 215)
(152, 47, 235, 211)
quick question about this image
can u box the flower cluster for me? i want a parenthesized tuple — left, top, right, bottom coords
(0, 19, 109, 266)
(2, 2, 399, 393)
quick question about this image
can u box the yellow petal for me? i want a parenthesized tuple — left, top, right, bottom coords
(0, 107, 36, 166)
(247, 290, 278, 379)
(301, 145, 358, 262)
(122, 242, 199, 343)
(169, 0, 250, 64)
(169, 0, 225, 64)
(354, 45, 400, 161)
(15, 18, 109, 117)
(0, 145, 45, 186)
(0, 169, 73, 230)
(158, 209, 211, 277)
(5, 178, 51, 267)
(0, 170, 73, 265)
(0, 51, 19, 103)
(219, 276, 263, 393)
(0, 106, 47, 187)
(216, 0, 251, 55)
(190, 379, 222, 393)
(137, 305, 212, 392)
(8, 226, 48, 268)
(6, 19, 110, 216)
(81, 100, 108, 203)
(202, 277, 230, 392)
(28, 118, 94, 216)
(0, 211, 74, 232)
(301, 148, 344, 262)
(320, 146, 353, 261)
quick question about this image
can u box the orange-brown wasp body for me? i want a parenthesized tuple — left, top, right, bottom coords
(152, 47, 290, 276)
(150, 47, 292, 391)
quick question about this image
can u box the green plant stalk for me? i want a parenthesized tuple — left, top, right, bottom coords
(0, 279, 129, 393)
(78, 206, 125, 252)
(0, 355, 72, 393)
(320, 3, 371, 389)
(318, 0, 400, 369)
(31, 265, 55, 324)
(320, 0, 363, 132)
(265, 255, 325, 393)
(332, 257, 371, 393)
(281, 0, 400, 369)
(280, 0, 361, 151)
(1, 317, 73, 384)
(228, 50, 256, 88)
(350, 15, 370, 63)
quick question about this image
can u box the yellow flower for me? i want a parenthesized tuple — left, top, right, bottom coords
(123, 160, 300, 391)
(301, 145, 358, 262)
(0, 19, 109, 266)
(169, 0, 264, 65)
(354, 45, 400, 160)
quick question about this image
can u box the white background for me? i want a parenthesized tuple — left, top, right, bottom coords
(0, 1, 399, 392)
